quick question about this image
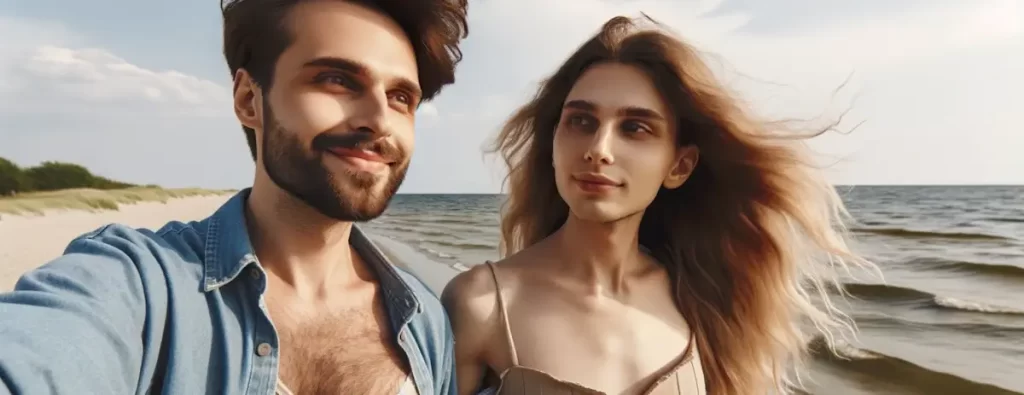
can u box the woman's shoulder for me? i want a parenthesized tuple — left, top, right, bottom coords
(441, 262, 502, 325)
(441, 252, 537, 316)
(443, 262, 497, 306)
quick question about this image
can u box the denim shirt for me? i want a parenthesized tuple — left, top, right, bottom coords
(0, 189, 455, 395)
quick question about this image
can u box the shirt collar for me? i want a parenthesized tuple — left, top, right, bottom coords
(199, 189, 420, 321)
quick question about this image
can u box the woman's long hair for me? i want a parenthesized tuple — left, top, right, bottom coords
(490, 15, 872, 395)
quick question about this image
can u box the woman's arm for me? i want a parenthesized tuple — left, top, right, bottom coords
(442, 265, 501, 395)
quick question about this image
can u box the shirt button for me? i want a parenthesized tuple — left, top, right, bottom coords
(249, 268, 261, 279)
(256, 342, 273, 357)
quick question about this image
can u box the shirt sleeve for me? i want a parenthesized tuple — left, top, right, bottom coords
(441, 312, 458, 395)
(0, 226, 149, 395)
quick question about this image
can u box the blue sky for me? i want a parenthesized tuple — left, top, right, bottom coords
(0, 0, 1020, 192)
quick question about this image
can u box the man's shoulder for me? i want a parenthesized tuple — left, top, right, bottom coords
(67, 220, 208, 258)
(46, 220, 213, 289)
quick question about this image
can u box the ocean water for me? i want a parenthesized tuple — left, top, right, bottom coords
(362, 186, 1024, 395)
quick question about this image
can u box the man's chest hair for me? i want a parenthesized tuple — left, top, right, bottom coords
(276, 309, 411, 395)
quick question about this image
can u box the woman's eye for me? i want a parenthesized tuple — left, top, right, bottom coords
(568, 114, 593, 128)
(621, 120, 650, 134)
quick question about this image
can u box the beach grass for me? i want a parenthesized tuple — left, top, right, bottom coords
(0, 187, 234, 217)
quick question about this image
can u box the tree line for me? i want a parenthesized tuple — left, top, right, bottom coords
(0, 157, 136, 196)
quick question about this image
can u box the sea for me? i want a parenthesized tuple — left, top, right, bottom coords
(361, 186, 1024, 395)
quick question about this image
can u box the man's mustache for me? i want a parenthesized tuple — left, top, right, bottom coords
(311, 132, 403, 163)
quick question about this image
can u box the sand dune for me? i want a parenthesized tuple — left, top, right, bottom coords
(0, 195, 231, 291)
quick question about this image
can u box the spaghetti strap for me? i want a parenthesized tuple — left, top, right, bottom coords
(483, 261, 520, 366)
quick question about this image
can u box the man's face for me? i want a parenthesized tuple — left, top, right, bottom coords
(252, 1, 421, 221)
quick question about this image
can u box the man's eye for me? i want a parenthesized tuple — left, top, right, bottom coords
(314, 73, 355, 88)
(392, 92, 411, 104)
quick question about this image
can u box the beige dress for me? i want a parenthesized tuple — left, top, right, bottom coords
(479, 261, 707, 395)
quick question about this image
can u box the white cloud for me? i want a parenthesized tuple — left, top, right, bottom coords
(0, 45, 231, 118)
(0, 18, 230, 119)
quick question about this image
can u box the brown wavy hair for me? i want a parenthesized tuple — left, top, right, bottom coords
(490, 15, 872, 395)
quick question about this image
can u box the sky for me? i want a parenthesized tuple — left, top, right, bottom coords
(0, 0, 1020, 193)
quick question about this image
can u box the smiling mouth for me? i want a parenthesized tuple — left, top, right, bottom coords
(325, 147, 391, 172)
(572, 173, 622, 193)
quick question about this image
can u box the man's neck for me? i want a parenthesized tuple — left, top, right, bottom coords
(548, 211, 651, 294)
(246, 178, 370, 301)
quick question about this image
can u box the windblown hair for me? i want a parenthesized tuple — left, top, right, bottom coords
(491, 15, 872, 395)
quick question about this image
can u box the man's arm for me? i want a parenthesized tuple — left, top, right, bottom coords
(0, 227, 149, 394)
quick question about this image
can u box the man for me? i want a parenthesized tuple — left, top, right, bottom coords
(0, 0, 468, 394)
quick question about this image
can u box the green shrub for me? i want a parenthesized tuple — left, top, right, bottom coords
(0, 157, 30, 195)
(23, 161, 136, 191)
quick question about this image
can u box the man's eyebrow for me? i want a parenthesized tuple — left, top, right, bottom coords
(563, 99, 665, 121)
(303, 57, 365, 74)
(303, 56, 422, 99)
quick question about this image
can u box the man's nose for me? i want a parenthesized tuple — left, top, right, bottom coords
(346, 89, 392, 137)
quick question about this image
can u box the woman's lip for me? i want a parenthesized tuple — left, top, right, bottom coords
(573, 177, 621, 193)
(572, 173, 621, 186)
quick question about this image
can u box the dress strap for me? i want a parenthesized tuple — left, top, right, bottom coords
(483, 261, 520, 366)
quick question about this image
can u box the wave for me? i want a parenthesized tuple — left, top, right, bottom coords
(402, 216, 492, 226)
(421, 239, 496, 251)
(853, 313, 1024, 339)
(851, 227, 1014, 241)
(840, 283, 1024, 316)
(903, 257, 1024, 279)
(378, 220, 492, 233)
(986, 217, 1024, 224)
(384, 226, 455, 237)
(421, 247, 456, 260)
(807, 336, 1022, 395)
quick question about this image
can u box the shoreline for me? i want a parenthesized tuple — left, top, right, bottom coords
(370, 233, 461, 295)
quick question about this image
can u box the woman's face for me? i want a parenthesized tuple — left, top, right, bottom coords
(553, 62, 698, 223)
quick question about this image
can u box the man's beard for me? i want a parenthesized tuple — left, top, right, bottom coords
(260, 103, 408, 222)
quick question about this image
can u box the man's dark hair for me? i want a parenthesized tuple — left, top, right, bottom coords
(221, 0, 470, 160)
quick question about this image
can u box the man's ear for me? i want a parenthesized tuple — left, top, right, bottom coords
(663, 145, 699, 189)
(233, 68, 263, 131)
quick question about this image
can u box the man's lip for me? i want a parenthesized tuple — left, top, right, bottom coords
(326, 147, 390, 163)
(572, 172, 621, 186)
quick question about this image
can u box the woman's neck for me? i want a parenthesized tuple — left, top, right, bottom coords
(548, 211, 652, 293)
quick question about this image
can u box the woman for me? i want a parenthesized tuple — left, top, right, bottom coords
(442, 15, 870, 395)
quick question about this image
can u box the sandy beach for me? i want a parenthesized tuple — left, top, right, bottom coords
(0, 195, 232, 291)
